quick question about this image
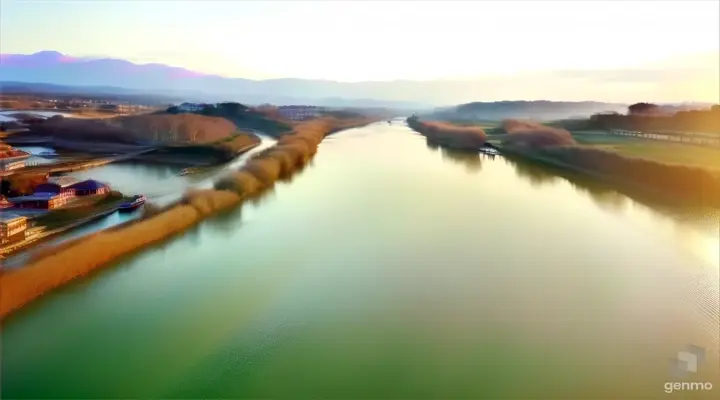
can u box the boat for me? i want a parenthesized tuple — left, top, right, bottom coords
(118, 194, 147, 212)
(480, 147, 500, 155)
(179, 167, 200, 176)
(38, 151, 59, 158)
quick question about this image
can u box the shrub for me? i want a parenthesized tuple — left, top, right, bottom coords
(181, 189, 241, 216)
(501, 119, 576, 148)
(407, 117, 487, 150)
(213, 171, 263, 197)
(243, 157, 283, 186)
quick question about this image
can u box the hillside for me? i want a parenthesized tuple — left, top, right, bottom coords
(427, 101, 630, 122)
(167, 102, 293, 136)
(109, 114, 240, 143)
(26, 114, 243, 145)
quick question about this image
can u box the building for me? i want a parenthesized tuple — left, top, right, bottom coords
(8, 193, 67, 209)
(277, 106, 324, 121)
(0, 213, 27, 245)
(98, 104, 119, 113)
(0, 196, 12, 209)
(69, 179, 110, 196)
(0, 145, 30, 171)
(177, 102, 208, 113)
(34, 176, 79, 200)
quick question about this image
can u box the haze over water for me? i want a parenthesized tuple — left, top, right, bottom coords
(2, 122, 718, 398)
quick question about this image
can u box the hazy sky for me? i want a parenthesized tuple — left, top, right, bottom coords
(1, 0, 719, 102)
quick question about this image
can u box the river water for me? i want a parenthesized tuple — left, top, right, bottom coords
(2, 121, 719, 398)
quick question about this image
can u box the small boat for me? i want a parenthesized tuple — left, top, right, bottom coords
(38, 151, 59, 158)
(480, 147, 500, 155)
(118, 194, 147, 212)
(179, 167, 200, 176)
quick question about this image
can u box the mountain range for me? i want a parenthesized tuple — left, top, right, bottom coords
(0, 51, 433, 109)
(1, 51, 714, 118)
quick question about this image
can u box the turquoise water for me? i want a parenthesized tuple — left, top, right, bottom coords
(2, 121, 718, 398)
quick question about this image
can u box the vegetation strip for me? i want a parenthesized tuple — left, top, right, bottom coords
(406, 117, 720, 207)
(0, 117, 375, 320)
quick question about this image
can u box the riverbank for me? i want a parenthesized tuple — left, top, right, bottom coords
(500, 145, 720, 207)
(408, 117, 720, 207)
(0, 117, 377, 320)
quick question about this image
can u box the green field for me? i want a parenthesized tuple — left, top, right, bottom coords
(570, 131, 720, 171)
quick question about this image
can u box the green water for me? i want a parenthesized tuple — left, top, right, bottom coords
(2, 122, 719, 399)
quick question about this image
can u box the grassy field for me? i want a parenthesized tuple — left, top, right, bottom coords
(461, 118, 720, 172)
(570, 131, 720, 171)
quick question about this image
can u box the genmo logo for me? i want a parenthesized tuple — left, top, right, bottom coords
(664, 381, 713, 394)
(664, 344, 713, 394)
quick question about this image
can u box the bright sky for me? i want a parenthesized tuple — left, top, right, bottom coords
(1, 0, 719, 101)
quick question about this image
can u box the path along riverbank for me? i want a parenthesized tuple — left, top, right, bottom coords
(0, 117, 377, 320)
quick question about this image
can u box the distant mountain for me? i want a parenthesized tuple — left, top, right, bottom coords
(3, 51, 709, 116)
(428, 101, 630, 121)
(0, 51, 431, 109)
(0, 81, 188, 105)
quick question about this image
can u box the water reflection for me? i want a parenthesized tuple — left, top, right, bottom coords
(510, 157, 559, 187)
(204, 205, 245, 234)
(504, 155, 717, 228)
(440, 148, 483, 173)
(425, 140, 440, 151)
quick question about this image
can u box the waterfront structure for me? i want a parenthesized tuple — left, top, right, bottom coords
(69, 179, 110, 196)
(0, 144, 30, 171)
(0, 213, 28, 244)
(0, 196, 12, 209)
(277, 106, 324, 121)
(35, 176, 79, 199)
(8, 193, 67, 209)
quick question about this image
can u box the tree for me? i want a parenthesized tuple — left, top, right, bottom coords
(166, 106, 179, 114)
(217, 102, 248, 115)
(628, 102, 659, 116)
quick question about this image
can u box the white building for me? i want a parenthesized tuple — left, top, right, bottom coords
(277, 106, 324, 121)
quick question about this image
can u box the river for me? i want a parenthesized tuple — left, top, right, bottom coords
(2, 121, 718, 398)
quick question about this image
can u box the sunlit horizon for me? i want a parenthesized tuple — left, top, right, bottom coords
(1, 0, 719, 102)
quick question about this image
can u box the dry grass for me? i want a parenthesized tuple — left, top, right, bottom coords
(243, 158, 283, 186)
(181, 189, 242, 217)
(501, 119, 577, 148)
(0, 116, 377, 320)
(407, 117, 487, 150)
(213, 171, 264, 197)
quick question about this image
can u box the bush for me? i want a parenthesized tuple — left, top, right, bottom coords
(407, 117, 487, 150)
(501, 119, 577, 148)
(243, 157, 283, 186)
(181, 189, 241, 217)
(213, 171, 263, 197)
